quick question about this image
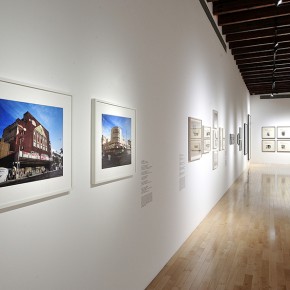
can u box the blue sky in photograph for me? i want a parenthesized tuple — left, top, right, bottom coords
(102, 114, 131, 141)
(0, 98, 63, 152)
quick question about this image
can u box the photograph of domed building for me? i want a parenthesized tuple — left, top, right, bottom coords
(102, 114, 132, 169)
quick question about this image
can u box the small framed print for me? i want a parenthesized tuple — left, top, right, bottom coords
(189, 118, 202, 139)
(262, 140, 275, 152)
(277, 127, 290, 139)
(229, 134, 235, 145)
(203, 126, 211, 139)
(203, 139, 211, 154)
(212, 129, 218, 150)
(188, 117, 202, 162)
(219, 128, 223, 151)
(277, 140, 290, 152)
(212, 150, 218, 170)
(92, 99, 136, 185)
(189, 140, 202, 161)
(262, 127, 275, 139)
(213, 110, 218, 129)
(238, 127, 243, 151)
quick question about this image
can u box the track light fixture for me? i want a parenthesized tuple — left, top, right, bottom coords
(277, 0, 283, 6)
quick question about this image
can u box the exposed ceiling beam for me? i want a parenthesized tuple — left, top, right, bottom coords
(226, 26, 290, 42)
(222, 15, 290, 35)
(218, 6, 290, 26)
(213, 0, 275, 15)
(229, 35, 290, 50)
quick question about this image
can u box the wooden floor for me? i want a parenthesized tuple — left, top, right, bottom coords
(146, 164, 290, 290)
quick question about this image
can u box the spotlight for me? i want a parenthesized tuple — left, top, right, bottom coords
(277, 0, 283, 6)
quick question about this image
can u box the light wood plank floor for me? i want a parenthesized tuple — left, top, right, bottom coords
(146, 164, 290, 290)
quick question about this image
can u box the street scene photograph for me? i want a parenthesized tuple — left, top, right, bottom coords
(0, 98, 63, 187)
(102, 114, 132, 169)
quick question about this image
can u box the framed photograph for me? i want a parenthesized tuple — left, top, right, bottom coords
(244, 123, 248, 156)
(262, 127, 275, 139)
(212, 150, 218, 170)
(219, 128, 223, 151)
(277, 127, 290, 139)
(188, 117, 202, 162)
(0, 79, 71, 211)
(189, 118, 202, 139)
(203, 139, 211, 154)
(238, 127, 243, 151)
(262, 140, 275, 152)
(213, 110, 218, 129)
(92, 99, 136, 185)
(229, 134, 235, 145)
(203, 126, 211, 139)
(212, 128, 218, 150)
(248, 114, 251, 160)
(202, 126, 211, 154)
(189, 140, 202, 161)
(277, 140, 290, 152)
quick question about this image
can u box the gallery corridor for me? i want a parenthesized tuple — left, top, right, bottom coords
(146, 164, 290, 290)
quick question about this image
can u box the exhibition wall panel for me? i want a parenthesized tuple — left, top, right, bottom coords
(251, 95, 290, 164)
(0, 0, 249, 289)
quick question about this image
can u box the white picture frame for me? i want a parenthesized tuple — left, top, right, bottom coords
(277, 127, 290, 139)
(92, 99, 136, 185)
(212, 129, 218, 150)
(0, 79, 71, 211)
(262, 140, 275, 152)
(202, 126, 211, 154)
(277, 140, 290, 152)
(188, 117, 202, 162)
(213, 110, 218, 129)
(244, 123, 248, 156)
(262, 126, 275, 139)
(212, 150, 218, 170)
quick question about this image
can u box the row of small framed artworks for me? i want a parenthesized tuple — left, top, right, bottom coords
(188, 111, 251, 169)
(262, 126, 290, 139)
(262, 140, 290, 152)
(261, 126, 290, 152)
(188, 117, 226, 161)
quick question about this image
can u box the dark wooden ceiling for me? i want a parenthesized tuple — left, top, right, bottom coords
(207, 0, 290, 96)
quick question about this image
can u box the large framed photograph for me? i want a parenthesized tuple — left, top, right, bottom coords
(0, 79, 71, 210)
(92, 100, 136, 185)
(262, 127, 275, 139)
(188, 117, 202, 161)
(262, 140, 275, 152)
(277, 140, 290, 152)
(277, 127, 290, 139)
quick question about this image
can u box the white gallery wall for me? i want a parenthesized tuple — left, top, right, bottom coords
(0, 1, 249, 290)
(251, 95, 290, 164)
